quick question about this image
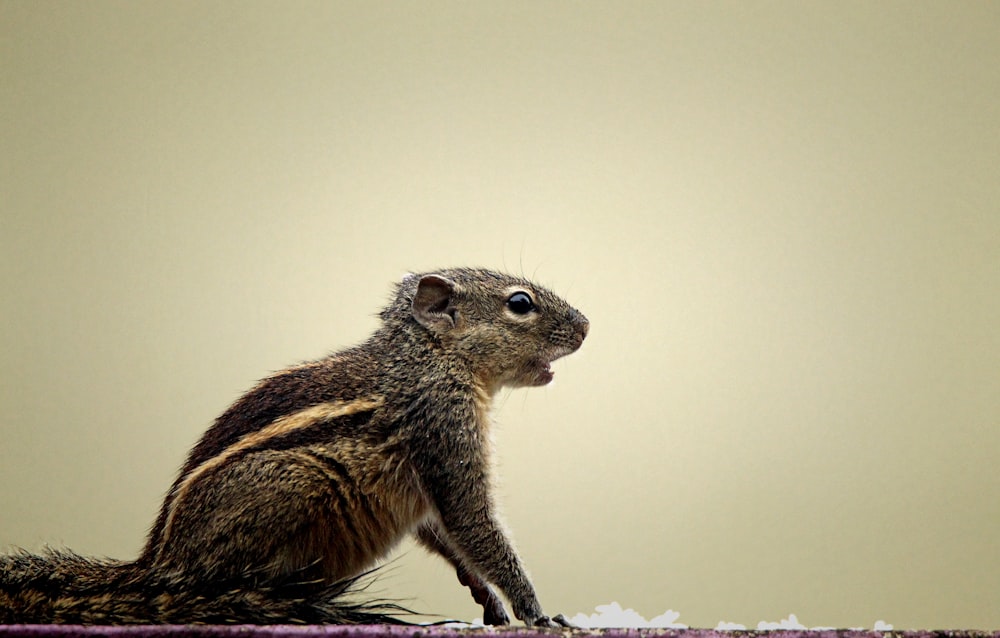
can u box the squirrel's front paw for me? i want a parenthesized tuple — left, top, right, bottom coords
(532, 614, 575, 628)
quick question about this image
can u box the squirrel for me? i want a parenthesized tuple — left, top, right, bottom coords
(0, 268, 588, 627)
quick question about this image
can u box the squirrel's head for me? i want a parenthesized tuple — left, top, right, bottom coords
(394, 268, 588, 392)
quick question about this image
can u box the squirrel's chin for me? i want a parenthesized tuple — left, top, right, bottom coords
(529, 361, 554, 386)
(500, 361, 554, 388)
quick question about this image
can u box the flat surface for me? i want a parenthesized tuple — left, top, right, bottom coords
(0, 627, 998, 638)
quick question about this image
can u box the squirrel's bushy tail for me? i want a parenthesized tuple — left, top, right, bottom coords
(1, 549, 410, 624)
(0, 549, 144, 624)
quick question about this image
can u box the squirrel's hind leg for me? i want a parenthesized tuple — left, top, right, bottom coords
(157, 448, 371, 586)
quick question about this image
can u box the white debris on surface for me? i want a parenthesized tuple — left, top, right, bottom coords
(756, 613, 811, 630)
(569, 602, 687, 628)
(570, 603, 894, 631)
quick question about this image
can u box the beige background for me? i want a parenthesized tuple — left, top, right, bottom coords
(2, 1, 998, 630)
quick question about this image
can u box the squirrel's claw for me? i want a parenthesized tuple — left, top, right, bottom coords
(551, 613, 575, 628)
(532, 613, 575, 628)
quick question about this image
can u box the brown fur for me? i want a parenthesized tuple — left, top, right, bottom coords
(1, 268, 588, 626)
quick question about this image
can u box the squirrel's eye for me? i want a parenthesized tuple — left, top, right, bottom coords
(506, 292, 536, 315)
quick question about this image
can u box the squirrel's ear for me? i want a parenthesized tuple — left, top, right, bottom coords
(412, 275, 458, 332)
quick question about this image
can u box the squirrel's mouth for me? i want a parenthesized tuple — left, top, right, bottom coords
(530, 335, 588, 385)
(493, 357, 560, 390)
(511, 333, 585, 389)
(526, 349, 572, 386)
(531, 360, 555, 385)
